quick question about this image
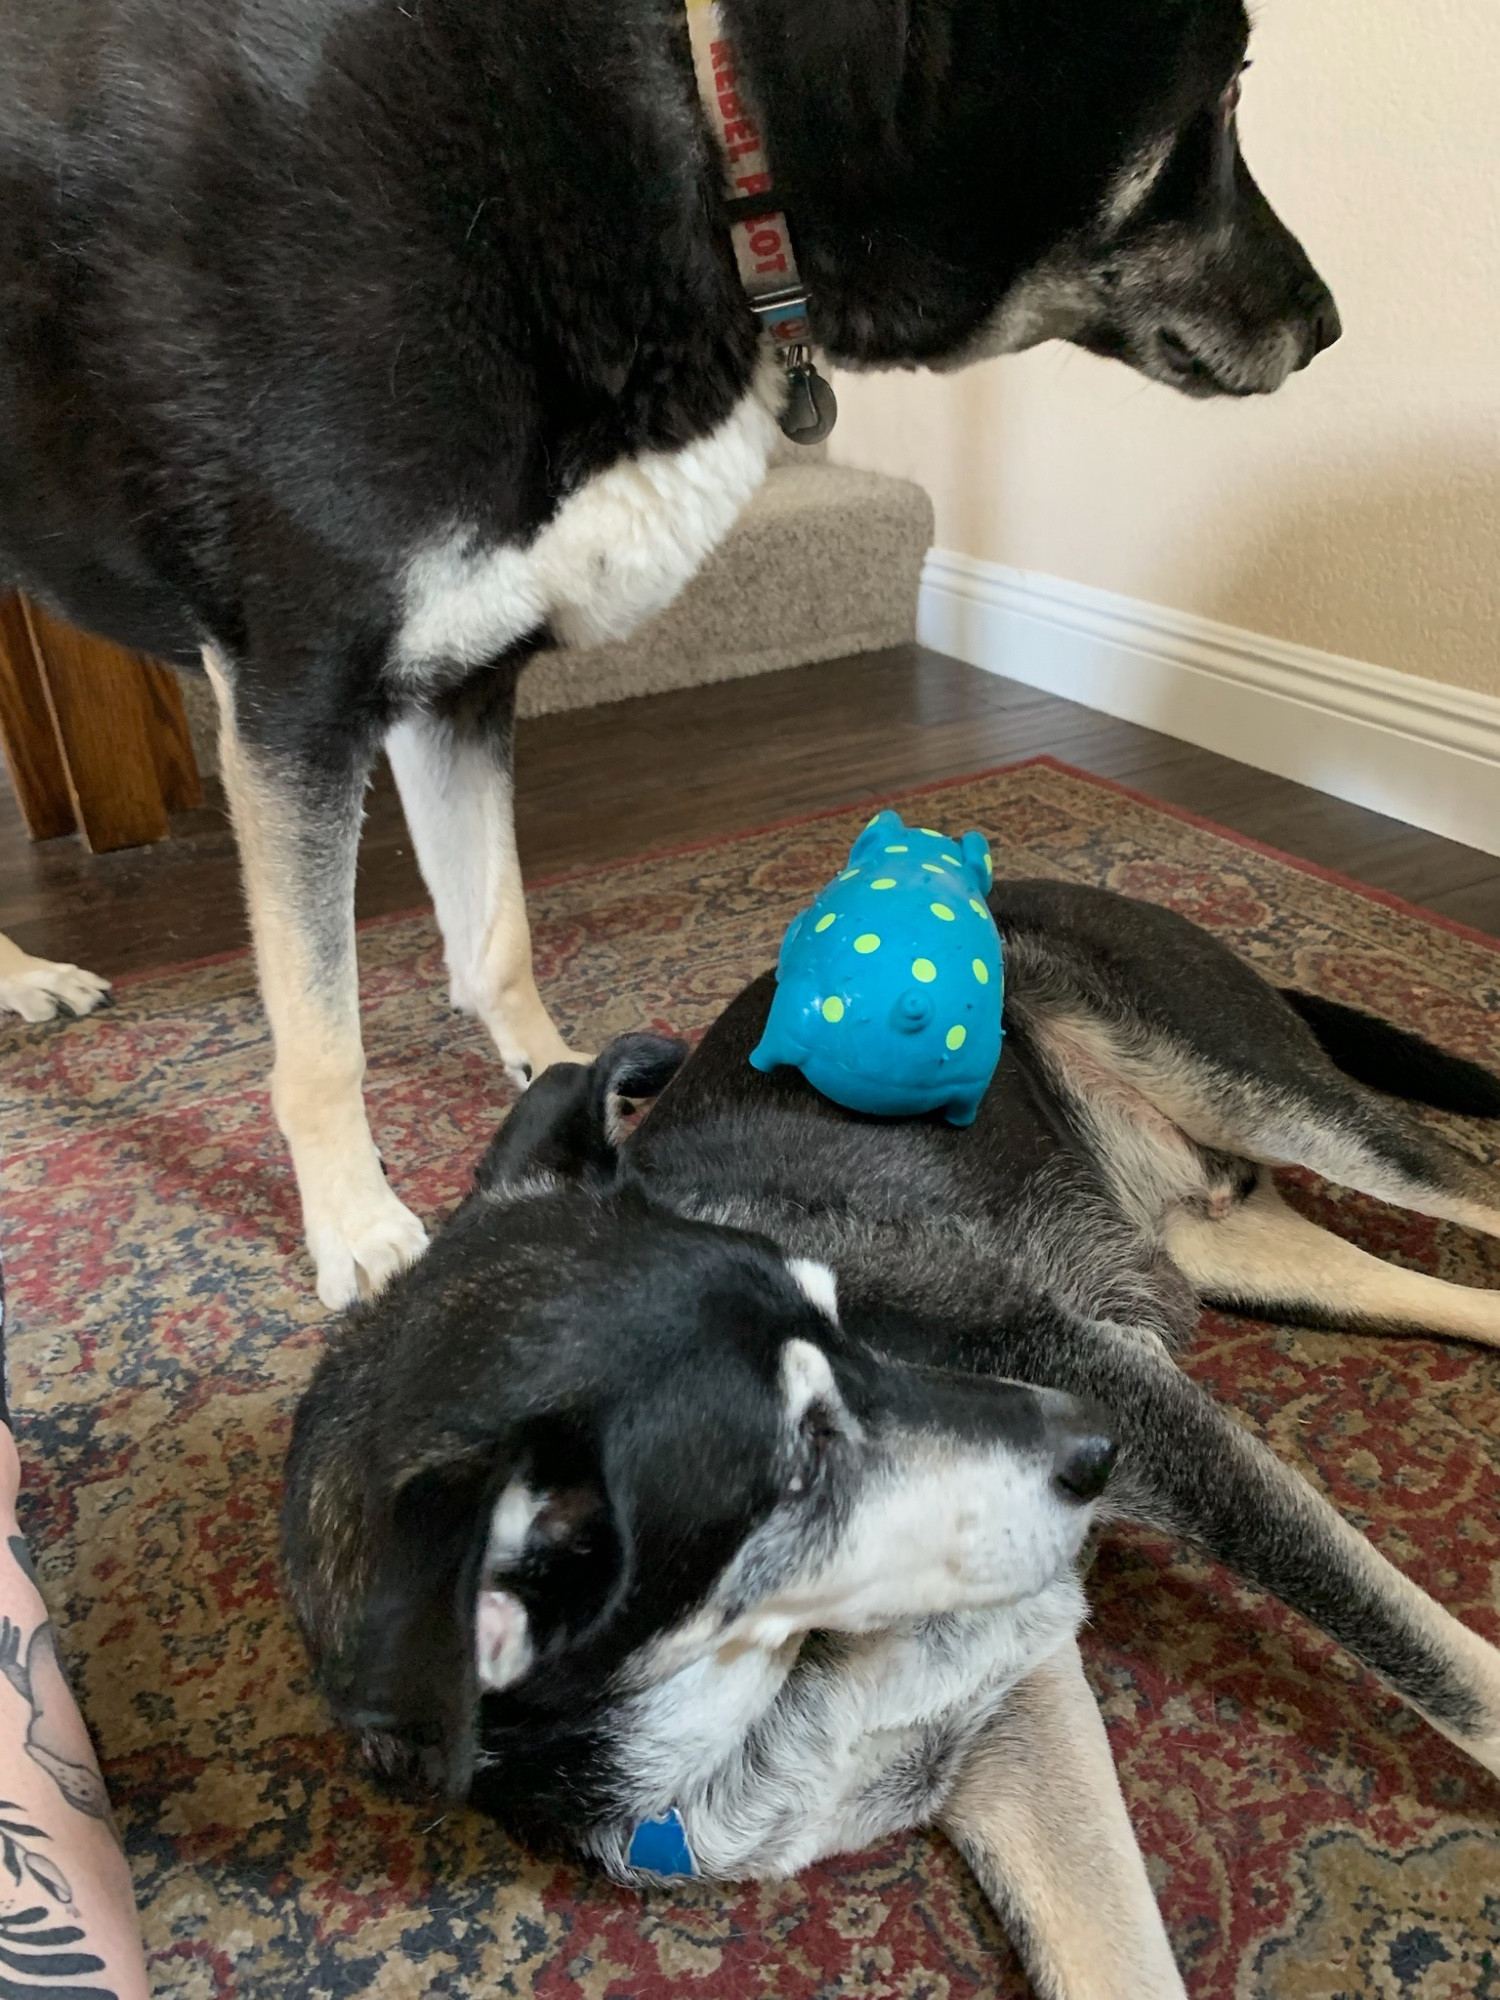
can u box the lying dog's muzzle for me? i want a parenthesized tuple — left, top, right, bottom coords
(886, 1369, 1117, 1502)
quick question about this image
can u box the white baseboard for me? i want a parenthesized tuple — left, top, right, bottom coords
(919, 550, 1500, 861)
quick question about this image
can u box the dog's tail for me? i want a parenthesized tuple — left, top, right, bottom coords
(1280, 989, 1500, 1118)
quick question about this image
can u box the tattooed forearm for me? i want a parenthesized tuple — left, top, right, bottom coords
(0, 1357, 147, 1998)
(0, 1612, 111, 1825)
(0, 1545, 122, 1995)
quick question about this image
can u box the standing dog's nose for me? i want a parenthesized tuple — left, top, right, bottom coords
(1052, 1421, 1117, 1504)
(1295, 283, 1342, 369)
(1311, 298, 1342, 355)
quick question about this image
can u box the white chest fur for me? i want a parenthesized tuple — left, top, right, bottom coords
(598, 1576, 1085, 1883)
(395, 360, 782, 682)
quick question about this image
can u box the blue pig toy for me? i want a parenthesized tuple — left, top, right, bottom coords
(749, 808, 1004, 1125)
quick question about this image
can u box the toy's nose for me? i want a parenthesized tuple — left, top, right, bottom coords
(891, 989, 935, 1034)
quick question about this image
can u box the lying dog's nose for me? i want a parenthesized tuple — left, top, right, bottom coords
(1051, 1420, 1117, 1504)
(1032, 1387, 1116, 1502)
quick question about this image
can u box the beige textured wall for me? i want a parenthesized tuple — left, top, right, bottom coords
(829, 0, 1500, 699)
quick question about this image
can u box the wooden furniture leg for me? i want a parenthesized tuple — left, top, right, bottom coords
(0, 593, 75, 840)
(0, 592, 203, 852)
(138, 658, 206, 815)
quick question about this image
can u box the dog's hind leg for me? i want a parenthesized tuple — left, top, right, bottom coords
(1164, 1174, 1500, 1347)
(206, 654, 428, 1310)
(1005, 885, 1500, 1239)
(1034, 995, 1500, 1244)
(1220, 1083, 1500, 1247)
(385, 695, 588, 1085)
(942, 1636, 1185, 2000)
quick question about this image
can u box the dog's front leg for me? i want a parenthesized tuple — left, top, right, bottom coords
(206, 655, 428, 1309)
(385, 696, 587, 1084)
(941, 1638, 1186, 2000)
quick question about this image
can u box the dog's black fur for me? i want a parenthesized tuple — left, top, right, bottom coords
(284, 876, 1500, 1994)
(2, 0, 1334, 699)
(1, 0, 1341, 1305)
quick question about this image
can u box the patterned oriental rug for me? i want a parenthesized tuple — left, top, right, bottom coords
(5, 757, 1500, 2000)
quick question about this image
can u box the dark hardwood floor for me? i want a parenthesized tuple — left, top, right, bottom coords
(3, 644, 1497, 979)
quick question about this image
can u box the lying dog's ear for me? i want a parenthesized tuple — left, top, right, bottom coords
(473, 1034, 687, 1194)
(475, 1469, 631, 1689)
(334, 1430, 633, 1799)
(331, 1456, 500, 1798)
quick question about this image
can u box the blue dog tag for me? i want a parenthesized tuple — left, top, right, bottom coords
(627, 1808, 698, 1876)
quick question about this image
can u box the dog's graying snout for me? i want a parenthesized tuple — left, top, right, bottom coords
(1045, 1397, 1118, 1505)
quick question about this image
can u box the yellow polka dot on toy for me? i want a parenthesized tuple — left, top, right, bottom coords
(871, 877, 897, 890)
(822, 995, 845, 1023)
(815, 913, 836, 933)
(970, 898, 988, 917)
(922, 861, 946, 874)
(946, 1024, 967, 1050)
(884, 844, 908, 853)
(973, 959, 989, 984)
(931, 903, 955, 922)
(839, 868, 860, 881)
(912, 958, 937, 983)
(854, 934, 880, 954)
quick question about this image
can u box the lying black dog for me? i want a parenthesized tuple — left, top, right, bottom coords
(284, 878, 1500, 2000)
(1, 0, 1338, 1306)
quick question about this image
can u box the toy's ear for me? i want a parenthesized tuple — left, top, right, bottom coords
(850, 808, 906, 864)
(473, 1034, 687, 1194)
(961, 831, 994, 895)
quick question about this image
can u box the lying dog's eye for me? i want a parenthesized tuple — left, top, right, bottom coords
(786, 1403, 841, 1497)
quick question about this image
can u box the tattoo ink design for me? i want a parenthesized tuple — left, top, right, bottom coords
(0, 1805, 119, 1997)
(0, 1798, 72, 1905)
(0, 1876, 118, 1998)
(0, 1620, 111, 1824)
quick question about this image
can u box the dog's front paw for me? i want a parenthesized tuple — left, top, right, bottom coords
(0, 949, 111, 1023)
(305, 1181, 430, 1312)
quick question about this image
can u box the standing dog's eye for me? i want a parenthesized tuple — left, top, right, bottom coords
(785, 1403, 841, 1497)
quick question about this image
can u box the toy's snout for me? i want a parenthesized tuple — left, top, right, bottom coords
(890, 989, 935, 1035)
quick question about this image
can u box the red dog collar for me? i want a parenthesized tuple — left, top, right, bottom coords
(685, 0, 837, 443)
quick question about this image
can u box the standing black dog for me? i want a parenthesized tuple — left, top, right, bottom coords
(0, 0, 1339, 1305)
(284, 879, 1500, 2000)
